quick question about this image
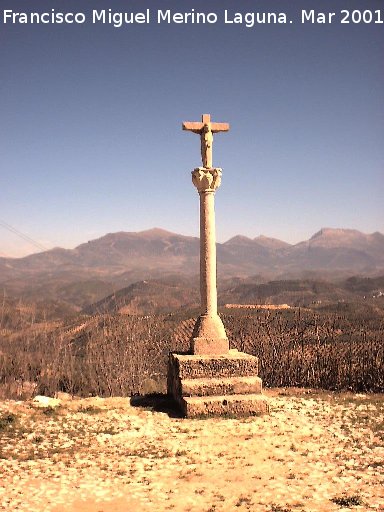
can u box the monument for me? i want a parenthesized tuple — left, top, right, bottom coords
(167, 114, 269, 418)
(183, 114, 229, 355)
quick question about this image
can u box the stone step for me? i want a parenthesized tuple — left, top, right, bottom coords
(181, 394, 269, 418)
(181, 376, 262, 397)
(169, 350, 259, 380)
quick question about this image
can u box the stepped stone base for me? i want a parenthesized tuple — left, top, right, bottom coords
(168, 350, 269, 418)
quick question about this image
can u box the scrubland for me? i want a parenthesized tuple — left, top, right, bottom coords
(1, 304, 383, 398)
(1, 301, 383, 511)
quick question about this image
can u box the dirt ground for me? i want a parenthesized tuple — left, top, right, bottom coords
(0, 388, 383, 512)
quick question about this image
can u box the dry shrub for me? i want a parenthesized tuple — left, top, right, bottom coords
(223, 309, 384, 392)
(0, 314, 169, 398)
(0, 306, 383, 398)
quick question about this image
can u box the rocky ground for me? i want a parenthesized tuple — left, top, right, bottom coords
(0, 389, 383, 512)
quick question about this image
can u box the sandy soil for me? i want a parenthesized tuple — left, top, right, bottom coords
(0, 389, 383, 512)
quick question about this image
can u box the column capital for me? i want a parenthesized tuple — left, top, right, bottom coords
(192, 167, 222, 194)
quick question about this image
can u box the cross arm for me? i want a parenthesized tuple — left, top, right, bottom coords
(211, 123, 230, 133)
(182, 121, 204, 133)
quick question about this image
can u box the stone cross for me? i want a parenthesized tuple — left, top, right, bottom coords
(182, 114, 230, 355)
(182, 114, 230, 169)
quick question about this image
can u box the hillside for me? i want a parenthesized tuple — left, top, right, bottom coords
(84, 278, 200, 315)
(82, 274, 384, 316)
(2, 273, 383, 321)
(220, 278, 357, 308)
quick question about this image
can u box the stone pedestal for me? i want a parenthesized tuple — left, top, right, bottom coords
(168, 350, 269, 418)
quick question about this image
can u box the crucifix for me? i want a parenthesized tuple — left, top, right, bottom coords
(182, 114, 230, 355)
(167, 113, 269, 418)
(182, 114, 230, 169)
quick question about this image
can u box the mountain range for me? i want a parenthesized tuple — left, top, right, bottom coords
(1, 227, 383, 308)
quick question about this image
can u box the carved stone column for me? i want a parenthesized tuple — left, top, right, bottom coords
(191, 167, 229, 355)
(167, 114, 268, 417)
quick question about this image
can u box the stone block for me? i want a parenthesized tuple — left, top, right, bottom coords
(169, 350, 259, 381)
(191, 336, 229, 355)
(181, 376, 262, 397)
(182, 394, 269, 418)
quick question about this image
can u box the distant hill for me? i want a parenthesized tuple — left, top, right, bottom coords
(220, 228, 384, 276)
(84, 277, 200, 315)
(1, 227, 384, 308)
(82, 274, 384, 316)
(287, 229, 384, 272)
(254, 235, 291, 250)
(219, 278, 354, 308)
(0, 228, 199, 278)
(342, 275, 384, 295)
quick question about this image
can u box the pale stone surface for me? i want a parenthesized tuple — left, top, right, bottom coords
(182, 113, 229, 169)
(171, 114, 268, 417)
(168, 351, 260, 381)
(180, 375, 263, 397)
(191, 167, 222, 193)
(32, 395, 61, 408)
(191, 336, 229, 355)
(167, 351, 268, 418)
(183, 115, 230, 355)
(201, 125, 213, 169)
(190, 168, 228, 353)
(183, 394, 269, 418)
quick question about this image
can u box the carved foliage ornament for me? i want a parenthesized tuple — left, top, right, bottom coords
(192, 167, 222, 193)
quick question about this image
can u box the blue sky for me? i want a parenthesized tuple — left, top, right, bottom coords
(1, 0, 383, 256)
